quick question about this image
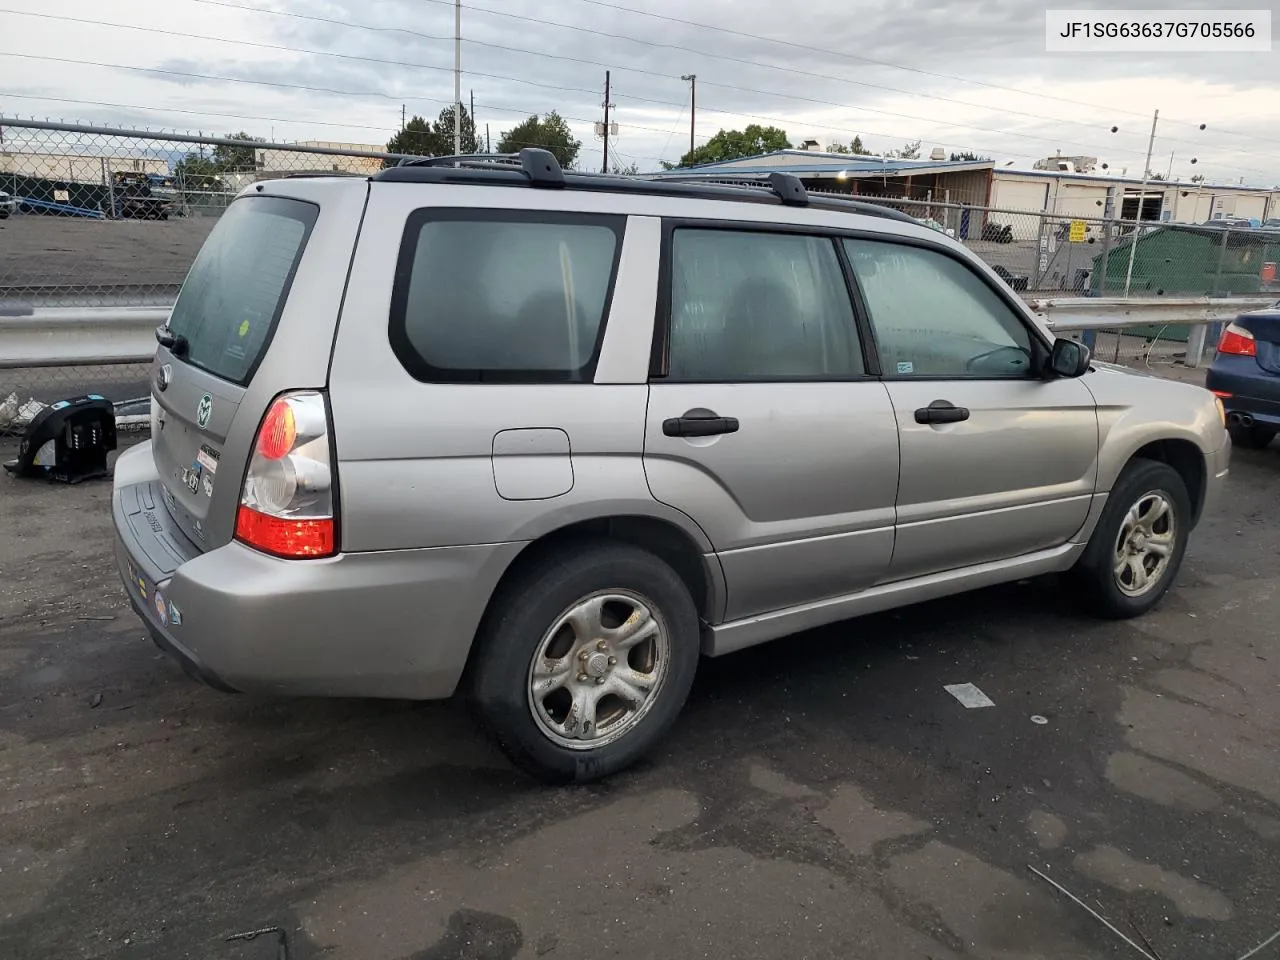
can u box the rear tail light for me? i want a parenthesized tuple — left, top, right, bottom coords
(235, 391, 336, 558)
(1217, 322, 1257, 357)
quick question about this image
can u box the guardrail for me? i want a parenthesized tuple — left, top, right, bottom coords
(1029, 296, 1279, 368)
(1, 296, 1277, 371)
(0, 306, 170, 369)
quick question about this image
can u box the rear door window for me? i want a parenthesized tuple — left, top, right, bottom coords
(389, 210, 624, 383)
(166, 195, 318, 385)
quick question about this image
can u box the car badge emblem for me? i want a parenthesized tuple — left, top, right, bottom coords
(196, 393, 213, 429)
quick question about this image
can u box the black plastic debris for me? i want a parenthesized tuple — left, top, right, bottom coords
(3, 394, 117, 484)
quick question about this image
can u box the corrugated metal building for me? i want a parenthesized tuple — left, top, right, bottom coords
(656, 150, 995, 205)
(991, 169, 1280, 225)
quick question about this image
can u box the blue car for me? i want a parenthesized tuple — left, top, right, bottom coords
(1205, 310, 1280, 449)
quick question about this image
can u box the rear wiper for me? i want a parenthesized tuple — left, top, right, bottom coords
(155, 324, 189, 358)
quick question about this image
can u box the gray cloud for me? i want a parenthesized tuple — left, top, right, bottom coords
(10, 0, 1280, 181)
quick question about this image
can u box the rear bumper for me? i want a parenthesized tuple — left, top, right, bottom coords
(112, 442, 524, 699)
(1206, 361, 1280, 427)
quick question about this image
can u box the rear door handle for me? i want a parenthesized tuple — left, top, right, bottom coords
(663, 408, 740, 438)
(914, 400, 970, 425)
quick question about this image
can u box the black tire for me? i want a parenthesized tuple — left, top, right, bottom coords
(1227, 423, 1276, 450)
(1071, 458, 1192, 619)
(469, 540, 700, 784)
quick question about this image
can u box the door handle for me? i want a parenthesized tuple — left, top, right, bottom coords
(663, 408, 740, 438)
(914, 400, 970, 425)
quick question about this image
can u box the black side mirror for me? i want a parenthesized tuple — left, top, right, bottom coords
(1049, 337, 1091, 378)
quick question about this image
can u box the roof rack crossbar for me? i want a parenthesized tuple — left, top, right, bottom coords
(645, 171, 809, 207)
(394, 148, 565, 188)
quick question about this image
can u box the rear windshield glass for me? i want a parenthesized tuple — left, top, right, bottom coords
(389, 210, 624, 383)
(166, 195, 318, 385)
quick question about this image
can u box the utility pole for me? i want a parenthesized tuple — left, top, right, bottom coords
(1123, 108, 1158, 297)
(401, 104, 406, 132)
(681, 74, 696, 158)
(453, 0, 462, 158)
(485, 123, 490, 153)
(602, 70, 611, 174)
(469, 89, 475, 152)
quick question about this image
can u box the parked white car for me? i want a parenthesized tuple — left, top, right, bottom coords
(0, 191, 16, 218)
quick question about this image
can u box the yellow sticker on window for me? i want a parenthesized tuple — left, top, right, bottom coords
(238, 320, 250, 338)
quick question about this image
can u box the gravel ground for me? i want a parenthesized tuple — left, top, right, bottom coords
(1, 385, 1278, 960)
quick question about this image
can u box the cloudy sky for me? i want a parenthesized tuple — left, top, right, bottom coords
(2, 0, 1278, 185)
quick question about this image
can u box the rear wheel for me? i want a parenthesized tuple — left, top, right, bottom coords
(469, 541, 699, 783)
(1071, 458, 1191, 619)
(1228, 423, 1276, 449)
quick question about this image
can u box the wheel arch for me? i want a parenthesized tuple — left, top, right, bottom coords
(1127, 438, 1208, 525)
(463, 513, 725, 685)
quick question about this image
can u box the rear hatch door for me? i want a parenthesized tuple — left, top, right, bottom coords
(150, 183, 366, 552)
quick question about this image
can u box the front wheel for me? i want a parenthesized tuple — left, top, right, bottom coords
(1071, 459, 1191, 619)
(469, 541, 700, 783)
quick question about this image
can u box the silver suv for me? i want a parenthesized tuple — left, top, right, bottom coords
(113, 151, 1230, 782)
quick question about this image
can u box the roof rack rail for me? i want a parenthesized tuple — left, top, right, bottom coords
(395, 153, 522, 168)
(394, 148, 565, 187)
(645, 171, 809, 207)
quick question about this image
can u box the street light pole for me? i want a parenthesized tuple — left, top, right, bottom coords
(1123, 108, 1158, 297)
(453, 0, 462, 158)
(681, 74, 696, 158)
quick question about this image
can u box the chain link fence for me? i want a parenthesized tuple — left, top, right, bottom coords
(0, 119, 411, 435)
(4, 119, 1277, 434)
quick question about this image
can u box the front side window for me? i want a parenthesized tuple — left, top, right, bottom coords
(390, 212, 623, 382)
(844, 239, 1035, 378)
(665, 229, 863, 381)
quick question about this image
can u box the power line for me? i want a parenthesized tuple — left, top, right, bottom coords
(549, 0, 1280, 149)
(187, 0, 1154, 155)
(418, 0, 1164, 148)
(8, 4, 1276, 177)
(163, 0, 1276, 176)
(0, 92, 673, 165)
(0, 53, 681, 158)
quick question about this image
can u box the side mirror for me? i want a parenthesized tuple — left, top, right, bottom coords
(1049, 337, 1091, 378)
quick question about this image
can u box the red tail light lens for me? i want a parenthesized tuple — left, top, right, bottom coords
(1217, 323, 1257, 357)
(235, 507, 334, 558)
(235, 391, 336, 559)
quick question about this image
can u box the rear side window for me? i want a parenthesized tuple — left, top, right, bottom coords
(390, 210, 624, 383)
(166, 196, 318, 386)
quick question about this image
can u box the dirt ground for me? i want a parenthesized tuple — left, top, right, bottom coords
(0, 213, 215, 294)
(1, 411, 1279, 960)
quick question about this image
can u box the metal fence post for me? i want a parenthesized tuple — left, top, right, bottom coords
(1097, 220, 1113, 294)
(1213, 229, 1229, 295)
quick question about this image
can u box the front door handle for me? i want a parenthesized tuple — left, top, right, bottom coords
(663, 408, 740, 438)
(914, 400, 970, 424)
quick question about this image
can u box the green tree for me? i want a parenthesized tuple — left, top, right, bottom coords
(885, 139, 921, 160)
(430, 104, 479, 155)
(173, 132, 262, 189)
(211, 131, 262, 172)
(825, 136, 869, 156)
(949, 150, 991, 162)
(674, 124, 791, 167)
(610, 160, 641, 175)
(385, 114, 433, 161)
(498, 112, 582, 169)
(172, 153, 224, 191)
(384, 106, 478, 165)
